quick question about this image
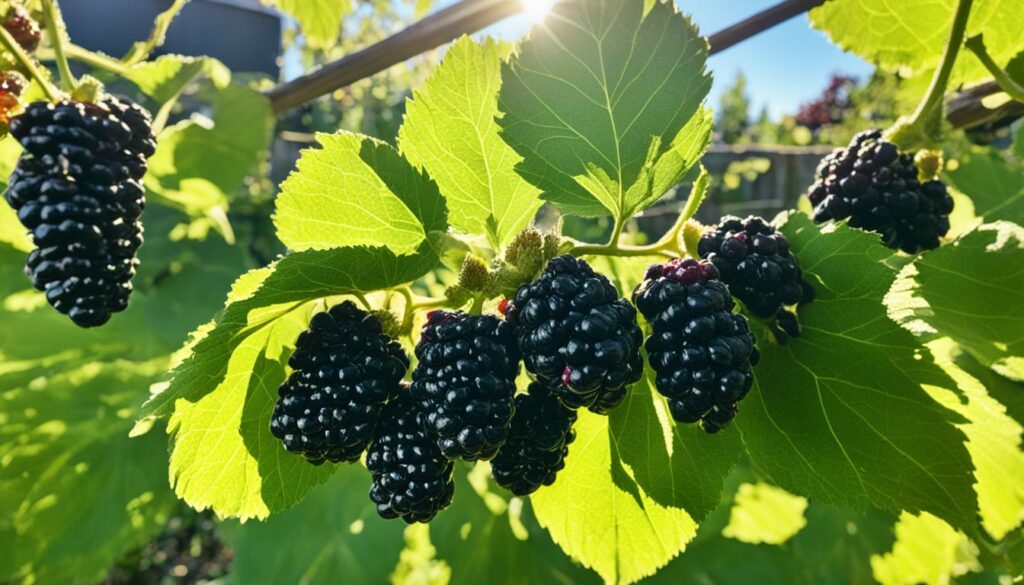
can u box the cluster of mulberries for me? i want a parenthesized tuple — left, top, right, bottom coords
(503, 255, 643, 413)
(491, 382, 577, 495)
(411, 310, 520, 461)
(697, 215, 813, 337)
(633, 259, 758, 433)
(4, 97, 155, 327)
(274, 240, 809, 519)
(806, 129, 954, 253)
(270, 301, 410, 465)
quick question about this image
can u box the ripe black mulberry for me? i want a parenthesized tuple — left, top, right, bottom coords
(504, 255, 643, 413)
(412, 310, 520, 461)
(491, 382, 577, 495)
(806, 129, 954, 253)
(270, 301, 410, 464)
(633, 258, 758, 433)
(5, 97, 156, 327)
(367, 389, 455, 523)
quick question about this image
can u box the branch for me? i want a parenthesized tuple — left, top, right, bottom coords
(264, 0, 829, 113)
(264, 0, 521, 113)
(707, 0, 826, 55)
(946, 79, 1024, 130)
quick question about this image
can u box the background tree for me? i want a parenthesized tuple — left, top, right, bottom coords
(716, 70, 751, 144)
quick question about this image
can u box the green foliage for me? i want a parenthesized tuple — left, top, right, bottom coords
(810, 0, 1023, 86)
(3, 0, 1023, 582)
(716, 71, 751, 144)
(722, 483, 808, 545)
(400, 37, 541, 249)
(737, 214, 979, 534)
(260, 0, 352, 51)
(889, 222, 1024, 381)
(275, 132, 448, 253)
(428, 464, 599, 584)
(221, 466, 406, 584)
(944, 144, 1024, 224)
(146, 82, 274, 242)
(497, 0, 711, 220)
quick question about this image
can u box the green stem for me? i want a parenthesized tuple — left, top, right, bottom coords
(888, 0, 973, 146)
(411, 297, 449, 311)
(965, 34, 1024, 103)
(65, 44, 130, 76)
(0, 26, 59, 100)
(40, 0, 76, 92)
(353, 292, 372, 311)
(152, 91, 180, 134)
(124, 0, 190, 65)
(469, 295, 485, 315)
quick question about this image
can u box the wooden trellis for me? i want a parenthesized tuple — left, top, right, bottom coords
(262, 0, 1021, 130)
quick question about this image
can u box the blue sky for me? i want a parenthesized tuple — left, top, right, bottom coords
(481, 0, 875, 120)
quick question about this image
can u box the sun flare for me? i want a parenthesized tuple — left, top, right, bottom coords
(520, 0, 556, 23)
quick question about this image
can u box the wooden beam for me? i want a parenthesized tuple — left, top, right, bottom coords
(265, 0, 521, 113)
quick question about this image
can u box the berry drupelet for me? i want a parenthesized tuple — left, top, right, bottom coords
(806, 129, 954, 253)
(411, 310, 520, 461)
(4, 97, 156, 327)
(633, 258, 758, 433)
(503, 255, 643, 414)
(270, 301, 410, 465)
(491, 382, 577, 495)
(367, 389, 455, 523)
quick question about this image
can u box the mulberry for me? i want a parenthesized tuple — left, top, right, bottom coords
(270, 301, 410, 465)
(2, 6, 41, 53)
(806, 129, 954, 253)
(491, 382, 577, 495)
(5, 97, 155, 327)
(504, 255, 643, 413)
(367, 389, 455, 523)
(633, 258, 758, 433)
(412, 310, 520, 461)
(697, 215, 812, 331)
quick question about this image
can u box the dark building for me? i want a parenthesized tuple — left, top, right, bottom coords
(62, 0, 282, 76)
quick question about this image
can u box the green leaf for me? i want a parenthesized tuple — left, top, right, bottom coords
(141, 242, 440, 518)
(261, 0, 351, 50)
(530, 407, 698, 585)
(927, 339, 1024, 540)
(0, 137, 32, 252)
(275, 132, 448, 254)
(722, 483, 809, 545)
(165, 299, 332, 520)
(736, 214, 979, 534)
(428, 464, 599, 584)
(498, 0, 711, 219)
(809, 0, 1024, 86)
(613, 368, 743, 522)
(399, 36, 541, 249)
(221, 466, 404, 584)
(0, 359, 178, 585)
(888, 222, 1024, 381)
(870, 512, 980, 585)
(123, 54, 231, 104)
(944, 146, 1024, 225)
(147, 83, 273, 240)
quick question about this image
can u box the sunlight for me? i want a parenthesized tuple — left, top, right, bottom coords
(519, 0, 556, 24)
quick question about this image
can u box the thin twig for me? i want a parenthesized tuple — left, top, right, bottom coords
(39, 0, 76, 92)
